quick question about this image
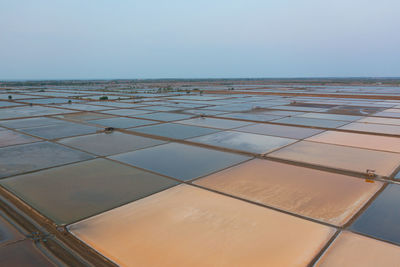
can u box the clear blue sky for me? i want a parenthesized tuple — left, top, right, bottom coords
(1, 0, 399, 79)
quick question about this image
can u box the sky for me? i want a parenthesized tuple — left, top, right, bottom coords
(0, 0, 399, 80)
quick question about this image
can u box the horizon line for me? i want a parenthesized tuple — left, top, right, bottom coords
(1, 76, 400, 82)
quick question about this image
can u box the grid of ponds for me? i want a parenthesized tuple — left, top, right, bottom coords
(1, 84, 400, 266)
